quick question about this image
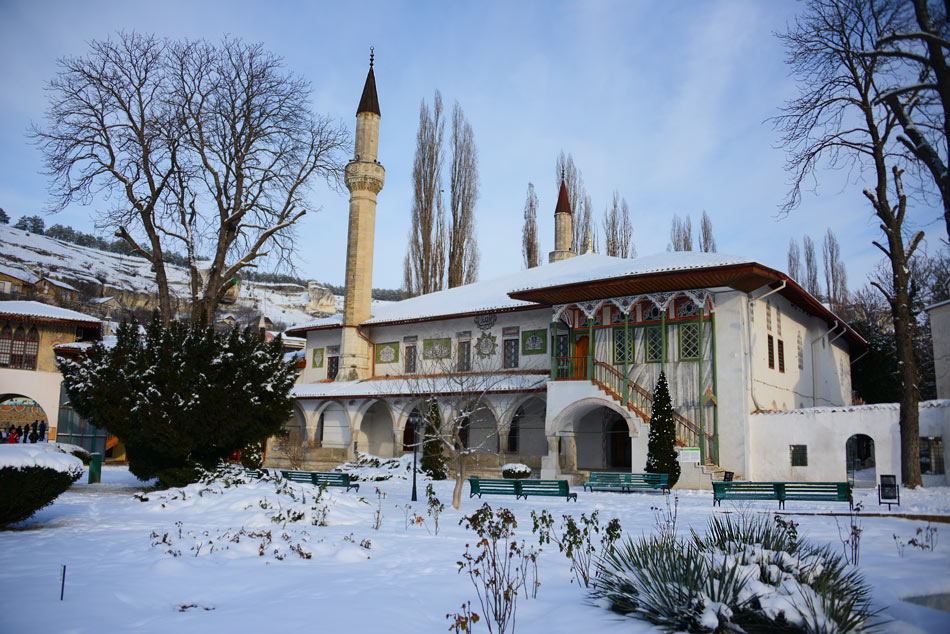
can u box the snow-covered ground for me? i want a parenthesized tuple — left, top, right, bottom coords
(1, 461, 949, 633)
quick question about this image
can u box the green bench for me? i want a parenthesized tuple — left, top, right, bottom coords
(243, 468, 267, 479)
(583, 472, 669, 493)
(468, 477, 519, 498)
(468, 477, 577, 502)
(517, 479, 577, 502)
(781, 482, 852, 509)
(713, 481, 852, 509)
(281, 470, 359, 492)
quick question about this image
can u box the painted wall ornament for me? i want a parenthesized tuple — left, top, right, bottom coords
(375, 342, 400, 364)
(474, 313, 496, 330)
(475, 332, 497, 358)
(521, 329, 547, 355)
(311, 348, 324, 368)
(423, 338, 451, 360)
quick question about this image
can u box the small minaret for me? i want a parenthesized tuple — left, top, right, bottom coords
(548, 172, 576, 263)
(340, 50, 385, 380)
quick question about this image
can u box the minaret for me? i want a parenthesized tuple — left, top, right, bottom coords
(340, 50, 385, 380)
(548, 172, 576, 263)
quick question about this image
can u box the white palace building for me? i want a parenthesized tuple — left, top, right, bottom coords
(281, 59, 949, 488)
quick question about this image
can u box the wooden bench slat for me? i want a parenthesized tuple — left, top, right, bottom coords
(713, 481, 851, 509)
(281, 470, 359, 492)
(583, 472, 669, 493)
(468, 477, 576, 502)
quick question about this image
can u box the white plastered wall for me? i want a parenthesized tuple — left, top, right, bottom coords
(748, 400, 950, 485)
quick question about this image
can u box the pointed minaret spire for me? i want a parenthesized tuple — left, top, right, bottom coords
(357, 48, 380, 116)
(549, 171, 576, 263)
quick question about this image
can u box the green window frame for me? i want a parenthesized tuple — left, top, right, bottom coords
(678, 323, 700, 361)
(612, 327, 633, 365)
(644, 326, 664, 363)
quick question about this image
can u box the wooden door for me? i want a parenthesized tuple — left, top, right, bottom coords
(574, 335, 589, 379)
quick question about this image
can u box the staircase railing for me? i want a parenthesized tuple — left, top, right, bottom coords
(591, 360, 716, 461)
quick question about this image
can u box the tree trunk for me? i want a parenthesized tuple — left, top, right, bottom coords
(452, 454, 465, 510)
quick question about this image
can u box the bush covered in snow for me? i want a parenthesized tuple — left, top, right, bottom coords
(501, 463, 531, 479)
(0, 446, 83, 527)
(58, 313, 296, 487)
(593, 513, 879, 633)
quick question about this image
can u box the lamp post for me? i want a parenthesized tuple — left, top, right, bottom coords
(409, 410, 421, 502)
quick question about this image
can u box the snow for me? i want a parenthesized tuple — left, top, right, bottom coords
(0, 262, 39, 284)
(0, 443, 84, 474)
(40, 277, 80, 292)
(289, 252, 754, 333)
(2, 463, 949, 633)
(0, 300, 102, 324)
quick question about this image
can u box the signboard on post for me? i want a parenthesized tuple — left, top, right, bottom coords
(878, 474, 899, 510)
(678, 447, 701, 463)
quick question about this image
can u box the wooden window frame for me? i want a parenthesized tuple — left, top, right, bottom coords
(767, 334, 775, 369)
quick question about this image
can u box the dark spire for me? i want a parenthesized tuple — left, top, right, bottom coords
(555, 176, 572, 216)
(357, 48, 380, 116)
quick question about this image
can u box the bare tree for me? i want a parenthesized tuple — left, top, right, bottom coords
(404, 92, 447, 297)
(32, 33, 348, 325)
(602, 192, 634, 257)
(669, 214, 693, 251)
(576, 194, 597, 253)
(803, 235, 822, 298)
(402, 356, 544, 509)
(866, 0, 950, 241)
(699, 210, 717, 253)
(522, 182, 540, 268)
(788, 237, 802, 282)
(776, 0, 924, 486)
(447, 102, 479, 288)
(822, 228, 850, 314)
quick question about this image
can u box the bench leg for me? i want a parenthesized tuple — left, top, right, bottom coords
(568, 494, 577, 502)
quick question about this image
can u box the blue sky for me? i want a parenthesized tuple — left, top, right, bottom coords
(0, 0, 943, 291)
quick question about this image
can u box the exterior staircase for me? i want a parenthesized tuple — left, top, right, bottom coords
(586, 360, 725, 478)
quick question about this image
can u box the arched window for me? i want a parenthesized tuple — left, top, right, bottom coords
(24, 327, 39, 370)
(10, 326, 26, 369)
(0, 325, 11, 366)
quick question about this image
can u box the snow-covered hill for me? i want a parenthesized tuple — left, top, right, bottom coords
(0, 224, 345, 328)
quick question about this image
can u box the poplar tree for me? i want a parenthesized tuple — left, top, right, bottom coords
(522, 182, 540, 268)
(645, 372, 680, 487)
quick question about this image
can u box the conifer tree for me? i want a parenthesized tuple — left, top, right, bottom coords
(58, 312, 296, 486)
(420, 399, 447, 479)
(645, 372, 680, 487)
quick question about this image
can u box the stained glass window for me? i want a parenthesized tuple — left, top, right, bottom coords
(405, 345, 416, 374)
(327, 355, 339, 380)
(10, 326, 25, 369)
(767, 335, 775, 369)
(458, 341, 471, 372)
(0, 325, 11, 367)
(23, 327, 38, 371)
(777, 339, 785, 373)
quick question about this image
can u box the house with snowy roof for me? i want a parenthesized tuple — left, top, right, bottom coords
(35, 277, 80, 303)
(0, 300, 104, 450)
(282, 59, 949, 487)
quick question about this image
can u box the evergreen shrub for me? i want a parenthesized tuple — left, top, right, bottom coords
(502, 463, 531, 479)
(645, 372, 680, 488)
(0, 465, 82, 527)
(593, 513, 879, 633)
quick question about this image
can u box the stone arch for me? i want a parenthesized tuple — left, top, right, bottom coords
(846, 433, 876, 488)
(316, 401, 351, 449)
(551, 397, 642, 473)
(356, 399, 396, 458)
(458, 399, 499, 454)
(507, 396, 547, 456)
(1, 393, 53, 443)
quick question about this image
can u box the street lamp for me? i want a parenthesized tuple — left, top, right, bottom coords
(409, 410, 422, 502)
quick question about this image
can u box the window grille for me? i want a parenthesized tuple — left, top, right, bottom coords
(790, 444, 808, 466)
(457, 341, 471, 372)
(679, 323, 700, 360)
(503, 338, 519, 369)
(921, 437, 945, 475)
(327, 355, 339, 380)
(645, 326, 664, 363)
(644, 304, 663, 322)
(613, 328, 633, 364)
(777, 339, 785, 373)
(405, 345, 416, 374)
(10, 326, 25, 369)
(0, 325, 11, 366)
(767, 335, 775, 369)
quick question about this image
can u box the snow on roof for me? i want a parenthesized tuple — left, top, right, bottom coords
(0, 263, 38, 284)
(291, 252, 755, 333)
(288, 313, 344, 332)
(89, 296, 116, 304)
(0, 300, 101, 324)
(39, 277, 79, 292)
(292, 373, 547, 399)
(926, 298, 950, 312)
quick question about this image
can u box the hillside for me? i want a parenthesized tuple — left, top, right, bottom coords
(0, 224, 370, 329)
